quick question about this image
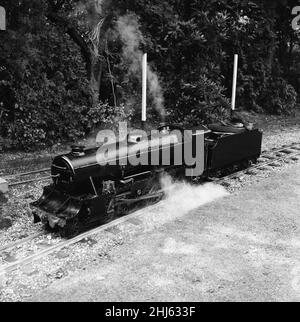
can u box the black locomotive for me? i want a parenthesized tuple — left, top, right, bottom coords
(31, 122, 262, 237)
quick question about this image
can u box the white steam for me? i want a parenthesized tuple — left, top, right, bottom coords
(116, 14, 166, 120)
(160, 175, 229, 216)
(135, 174, 229, 230)
(148, 70, 165, 120)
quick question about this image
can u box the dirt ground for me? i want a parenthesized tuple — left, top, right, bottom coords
(27, 162, 300, 302)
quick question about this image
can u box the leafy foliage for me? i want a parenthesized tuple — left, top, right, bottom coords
(0, 2, 91, 148)
(169, 76, 231, 125)
(0, 0, 299, 149)
(86, 101, 134, 130)
(259, 77, 297, 115)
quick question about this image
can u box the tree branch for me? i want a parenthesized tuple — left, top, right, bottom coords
(46, 11, 92, 66)
(99, 12, 114, 40)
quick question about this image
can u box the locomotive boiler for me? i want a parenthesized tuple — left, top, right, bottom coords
(31, 123, 262, 237)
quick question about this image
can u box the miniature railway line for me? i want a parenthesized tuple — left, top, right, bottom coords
(0, 155, 53, 180)
(0, 232, 45, 254)
(4, 167, 51, 187)
(215, 142, 300, 185)
(0, 211, 151, 277)
(3, 142, 300, 187)
(0, 141, 300, 277)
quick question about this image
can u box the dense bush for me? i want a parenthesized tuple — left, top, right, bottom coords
(260, 77, 298, 115)
(0, 1, 91, 148)
(86, 101, 134, 130)
(0, 0, 299, 149)
(167, 76, 231, 125)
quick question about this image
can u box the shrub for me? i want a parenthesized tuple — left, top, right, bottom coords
(168, 75, 231, 126)
(259, 78, 298, 115)
(86, 101, 134, 131)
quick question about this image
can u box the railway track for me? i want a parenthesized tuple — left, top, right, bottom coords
(3, 142, 300, 187)
(215, 143, 300, 185)
(4, 167, 51, 187)
(0, 211, 150, 277)
(0, 232, 45, 254)
(0, 141, 300, 277)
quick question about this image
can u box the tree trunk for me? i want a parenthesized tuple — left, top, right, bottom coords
(87, 55, 100, 106)
(46, 8, 114, 107)
(87, 41, 107, 106)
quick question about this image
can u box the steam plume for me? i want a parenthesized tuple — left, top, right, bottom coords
(116, 14, 166, 120)
(160, 175, 229, 216)
(135, 174, 229, 230)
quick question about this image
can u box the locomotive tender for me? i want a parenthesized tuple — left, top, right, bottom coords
(32, 122, 262, 237)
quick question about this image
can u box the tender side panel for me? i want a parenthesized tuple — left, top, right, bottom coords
(208, 129, 263, 170)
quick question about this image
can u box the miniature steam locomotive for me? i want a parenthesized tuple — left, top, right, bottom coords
(31, 123, 262, 237)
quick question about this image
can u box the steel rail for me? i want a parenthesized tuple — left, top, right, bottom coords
(0, 206, 159, 276)
(8, 175, 52, 187)
(0, 232, 45, 254)
(216, 147, 300, 184)
(3, 168, 50, 180)
(3, 142, 300, 187)
(0, 142, 300, 276)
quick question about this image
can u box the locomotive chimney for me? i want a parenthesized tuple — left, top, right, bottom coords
(231, 54, 238, 115)
(71, 145, 85, 156)
(141, 53, 147, 129)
